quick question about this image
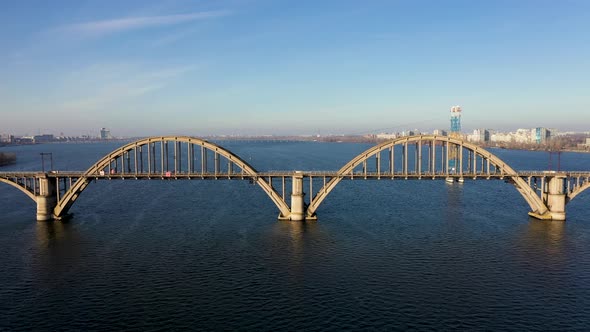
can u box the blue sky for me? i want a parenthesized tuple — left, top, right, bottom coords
(1, 0, 589, 136)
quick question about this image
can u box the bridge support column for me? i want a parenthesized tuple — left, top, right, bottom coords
(290, 171, 306, 221)
(36, 175, 57, 221)
(544, 175, 566, 221)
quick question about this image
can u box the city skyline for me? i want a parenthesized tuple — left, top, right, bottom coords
(1, 0, 589, 136)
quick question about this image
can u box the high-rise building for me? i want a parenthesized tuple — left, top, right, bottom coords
(532, 127, 551, 144)
(478, 129, 490, 142)
(449, 106, 462, 172)
(468, 129, 490, 143)
(100, 128, 112, 140)
(450, 106, 462, 137)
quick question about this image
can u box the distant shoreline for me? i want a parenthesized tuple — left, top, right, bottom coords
(486, 145, 590, 154)
(2, 136, 589, 154)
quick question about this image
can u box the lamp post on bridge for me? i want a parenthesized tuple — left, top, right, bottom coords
(40, 152, 53, 172)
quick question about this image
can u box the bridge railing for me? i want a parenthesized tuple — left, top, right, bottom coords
(518, 171, 590, 176)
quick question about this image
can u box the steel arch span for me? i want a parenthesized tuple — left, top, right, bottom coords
(52, 136, 291, 219)
(305, 135, 549, 219)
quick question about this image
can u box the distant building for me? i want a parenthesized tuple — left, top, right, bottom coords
(401, 130, 416, 137)
(14, 137, 34, 144)
(433, 129, 448, 136)
(33, 134, 54, 143)
(481, 130, 490, 142)
(0, 134, 14, 143)
(489, 128, 553, 145)
(532, 127, 551, 144)
(586, 138, 590, 146)
(468, 129, 490, 143)
(490, 132, 510, 143)
(490, 129, 530, 144)
(450, 106, 462, 137)
(513, 129, 531, 143)
(376, 133, 397, 140)
(100, 128, 112, 140)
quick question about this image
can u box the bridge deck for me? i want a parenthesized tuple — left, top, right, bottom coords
(2, 171, 590, 179)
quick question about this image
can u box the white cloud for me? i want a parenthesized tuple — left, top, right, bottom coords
(56, 11, 230, 37)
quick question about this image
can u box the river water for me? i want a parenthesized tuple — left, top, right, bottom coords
(1, 141, 589, 330)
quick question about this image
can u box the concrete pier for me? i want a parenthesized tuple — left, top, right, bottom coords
(36, 176, 56, 221)
(544, 175, 567, 221)
(290, 171, 305, 221)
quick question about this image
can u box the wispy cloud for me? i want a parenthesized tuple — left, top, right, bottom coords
(58, 63, 199, 112)
(56, 11, 230, 37)
(150, 27, 200, 47)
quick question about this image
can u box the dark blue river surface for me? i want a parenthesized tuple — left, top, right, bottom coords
(1, 141, 590, 330)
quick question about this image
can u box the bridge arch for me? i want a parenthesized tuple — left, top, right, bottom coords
(0, 178, 37, 202)
(306, 135, 548, 218)
(53, 136, 290, 219)
(568, 182, 590, 202)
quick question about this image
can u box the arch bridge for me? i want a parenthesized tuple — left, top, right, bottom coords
(1, 135, 589, 222)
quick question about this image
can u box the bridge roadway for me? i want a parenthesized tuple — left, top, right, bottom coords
(1, 135, 590, 221)
(4, 170, 590, 179)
